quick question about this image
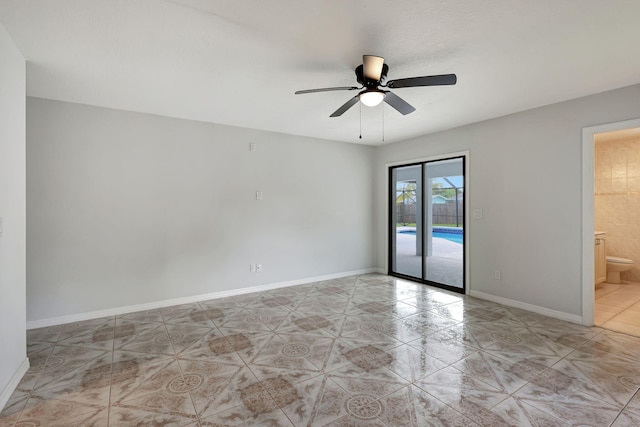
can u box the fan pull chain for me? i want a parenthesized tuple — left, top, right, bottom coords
(382, 103, 385, 143)
(359, 102, 362, 139)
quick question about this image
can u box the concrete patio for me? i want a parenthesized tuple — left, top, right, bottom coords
(393, 231, 463, 288)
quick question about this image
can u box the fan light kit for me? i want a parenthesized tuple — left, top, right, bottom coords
(295, 55, 457, 117)
(359, 90, 385, 107)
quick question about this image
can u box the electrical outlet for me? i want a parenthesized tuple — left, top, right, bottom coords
(256, 264, 262, 272)
(494, 270, 501, 280)
(249, 143, 256, 152)
(256, 191, 263, 200)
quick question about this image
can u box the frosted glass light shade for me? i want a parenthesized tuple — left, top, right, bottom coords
(359, 91, 385, 107)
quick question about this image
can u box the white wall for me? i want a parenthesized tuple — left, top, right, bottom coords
(0, 24, 27, 409)
(27, 98, 375, 322)
(375, 84, 640, 317)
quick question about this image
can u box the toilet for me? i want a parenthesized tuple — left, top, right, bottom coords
(606, 256, 634, 284)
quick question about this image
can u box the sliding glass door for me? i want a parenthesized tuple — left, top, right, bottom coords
(389, 157, 465, 292)
(390, 165, 423, 278)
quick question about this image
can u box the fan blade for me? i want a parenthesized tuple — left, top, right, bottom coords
(387, 74, 457, 89)
(330, 96, 360, 117)
(363, 55, 385, 81)
(295, 86, 359, 95)
(384, 91, 416, 115)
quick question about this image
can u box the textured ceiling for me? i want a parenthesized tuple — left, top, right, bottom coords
(1, 0, 640, 145)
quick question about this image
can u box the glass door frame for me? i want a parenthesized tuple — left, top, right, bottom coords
(387, 154, 467, 294)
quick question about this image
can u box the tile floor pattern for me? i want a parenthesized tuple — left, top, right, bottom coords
(595, 282, 640, 336)
(2, 274, 640, 426)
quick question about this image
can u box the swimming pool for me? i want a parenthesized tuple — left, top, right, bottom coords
(398, 227, 463, 244)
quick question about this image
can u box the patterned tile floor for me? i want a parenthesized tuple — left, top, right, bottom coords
(3, 274, 640, 426)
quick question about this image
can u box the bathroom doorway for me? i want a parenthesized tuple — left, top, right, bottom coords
(583, 118, 640, 335)
(593, 127, 640, 335)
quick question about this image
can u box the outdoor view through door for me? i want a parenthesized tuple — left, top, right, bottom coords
(389, 157, 465, 292)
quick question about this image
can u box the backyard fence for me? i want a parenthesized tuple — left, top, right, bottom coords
(396, 203, 416, 224)
(396, 202, 463, 226)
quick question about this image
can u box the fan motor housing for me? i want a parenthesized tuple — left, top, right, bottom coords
(355, 64, 389, 87)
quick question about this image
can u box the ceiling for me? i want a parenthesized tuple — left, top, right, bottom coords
(1, 0, 640, 145)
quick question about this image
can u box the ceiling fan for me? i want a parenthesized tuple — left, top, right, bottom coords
(295, 55, 457, 117)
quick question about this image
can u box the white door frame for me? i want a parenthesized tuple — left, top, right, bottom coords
(582, 118, 640, 325)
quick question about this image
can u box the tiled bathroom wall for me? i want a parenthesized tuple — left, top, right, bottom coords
(595, 133, 640, 282)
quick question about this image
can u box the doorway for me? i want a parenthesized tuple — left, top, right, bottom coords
(582, 118, 640, 327)
(389, 156, 465, 293)
(592, 127, 640, 335)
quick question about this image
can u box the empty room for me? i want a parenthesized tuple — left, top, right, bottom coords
(3, 1, 640, 425)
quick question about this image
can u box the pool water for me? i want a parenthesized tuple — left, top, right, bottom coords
(398, 228, 463, 244)
(433, 231, 463, 244)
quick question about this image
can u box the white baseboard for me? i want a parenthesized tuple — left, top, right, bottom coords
(0, 357, 29, 412)
(26, 268, 379, 330)
(469, 290, 582, 324)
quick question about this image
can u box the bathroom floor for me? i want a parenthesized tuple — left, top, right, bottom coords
(596, 281, 640, 336)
